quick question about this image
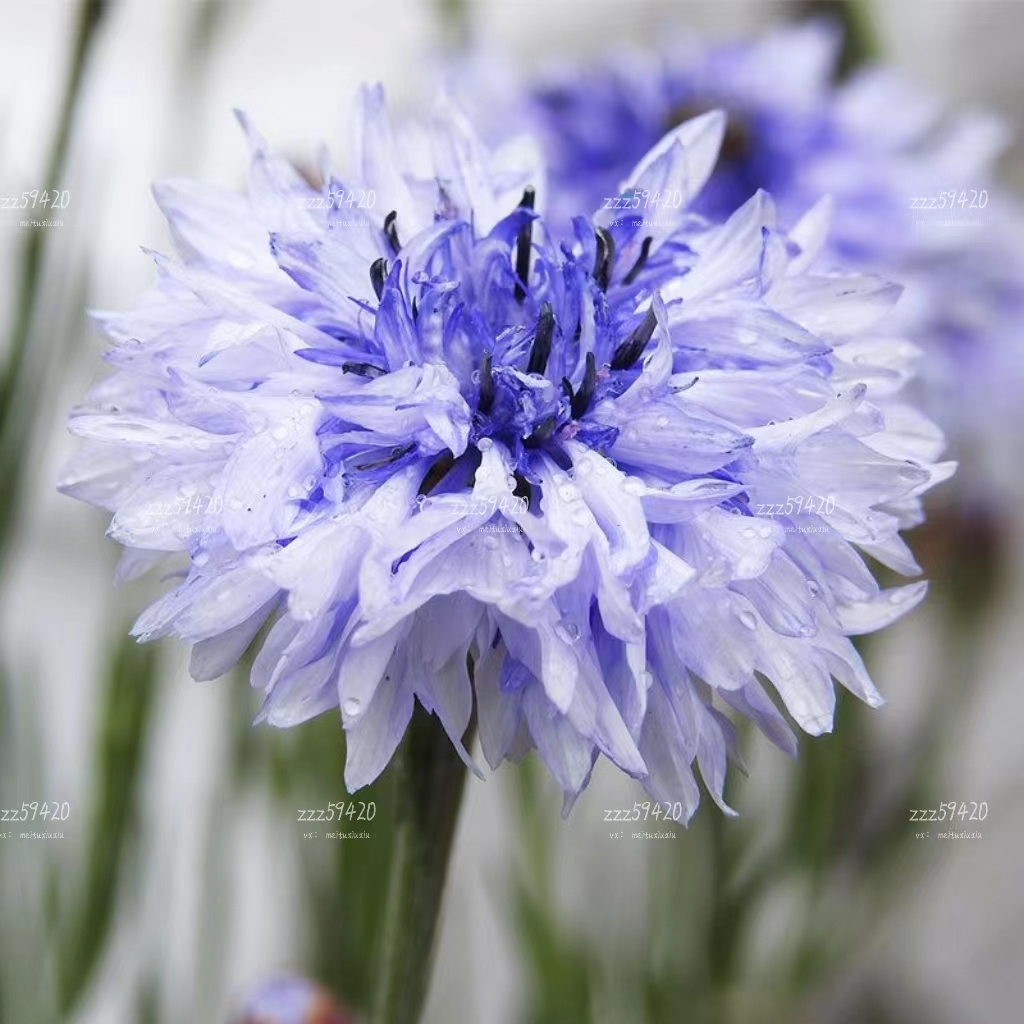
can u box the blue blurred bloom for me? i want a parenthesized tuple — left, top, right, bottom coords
(61, 86, 951, 819)
(237, 976, 351, 1024)
(517, 22, 1024, 485)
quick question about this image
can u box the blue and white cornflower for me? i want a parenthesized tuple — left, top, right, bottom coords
(513, 22, 1024, 494)
(60, 87, 951, 820)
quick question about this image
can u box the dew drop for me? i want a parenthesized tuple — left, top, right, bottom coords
(758, 525, 773, 539)
(555, 620, 581, 644)
(229, 498, 243, 511)
(738, 610, 758, 630)
(805, 579, 821, 597)
(342, 698, 362, 718)
(530, 548, 545, 562)
(477, 437, 494, 452)
(271, 424, 289, 441)
(576, 460, 592, 476)
(742, 527, 757, 539)
(192, 550, 209, 567)
(656, 415, 670, 428)
(571, 508, 590, 526)
(558, 483, 582, 502)
(623, 478, 645, 496)
(798, 624, 815, 637)
(482, 534, 499, 549)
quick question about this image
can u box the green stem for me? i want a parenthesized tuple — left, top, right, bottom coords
(0, 0, 107, 561)
(435, 0, 471, 51)
(371, 707, 470, 1024)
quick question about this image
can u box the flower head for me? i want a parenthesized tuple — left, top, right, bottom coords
(61, 86, 951, 819)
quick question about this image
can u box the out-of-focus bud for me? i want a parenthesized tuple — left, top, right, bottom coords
(235, 976, 355, 1024)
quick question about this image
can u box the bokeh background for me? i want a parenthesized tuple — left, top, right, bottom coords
(2, 1, 1023, 1022)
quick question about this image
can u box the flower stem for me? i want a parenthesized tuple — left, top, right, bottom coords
(371, 706, 470, 1024)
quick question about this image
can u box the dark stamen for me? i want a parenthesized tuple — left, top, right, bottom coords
(342, 361, 387, 378)
(478, 351, 495, 414)
(383, 210, 401, 254)
(527, 302, 554, 375)
(560, 377, 574, 401)
(594, 227, 615, 290)
(523, 414, 558, 449)
(622, 236, 653, 285)
(513, 473, 533, 508)
(417, 451, 456, 496)
(610, 305, 658, 371)
(369, 257, 388, 300)
(514, 186, 536, 303)
(571, 352, 597, 420)
(354, 443, 414, 471)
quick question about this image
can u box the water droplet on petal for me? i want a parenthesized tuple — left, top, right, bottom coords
(742, 527, 757, 539)
(798, 624, 815, 637)
(555, 620, 580, 644)
(758, 525, 773, 539)
(738, 610, 758, 630)
(656, 415, 670, 428)
(343, 698, 362, 718)
(482, 534, 499, 549)
(806, 579, 821, 597)
(622, 478, 645, 496)
(571, 507, 589, 526)
(477, 437, 494, 452)
(271, 424, 289, 441)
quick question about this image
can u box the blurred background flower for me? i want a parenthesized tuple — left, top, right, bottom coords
(235, 975, 354, 1024)
(2, 2, 1024, 1024)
